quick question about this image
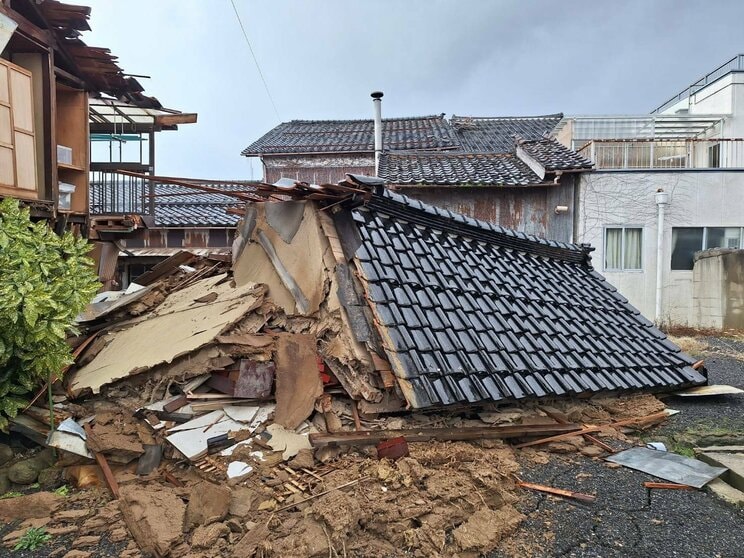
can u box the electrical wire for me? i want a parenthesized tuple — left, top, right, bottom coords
(229, 0, 281, 121)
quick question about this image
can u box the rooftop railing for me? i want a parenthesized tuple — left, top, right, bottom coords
(652, 54, 744, 114)
(576, 138, 744, 170)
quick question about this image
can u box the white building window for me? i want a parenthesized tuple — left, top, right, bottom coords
(604, 227, 642, 271)
(671, 227, 743, 270)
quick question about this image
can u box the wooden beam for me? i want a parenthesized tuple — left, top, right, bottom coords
(309, 423, 582, 447)
(513, 426, 602, 449)
(155, 113, 197, 127)
(643, 482, 695, 490)
(516, 480, 596, 503)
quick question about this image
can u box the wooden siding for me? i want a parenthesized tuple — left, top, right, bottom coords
(391, 177, 577, 244)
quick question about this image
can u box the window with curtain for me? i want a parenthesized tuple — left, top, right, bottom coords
(604, 227, 643, 270)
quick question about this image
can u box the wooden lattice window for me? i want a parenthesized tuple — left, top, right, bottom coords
(0, 58, 37, 193)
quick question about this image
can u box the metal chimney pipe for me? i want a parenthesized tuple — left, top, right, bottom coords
(371, 91, 384, 175)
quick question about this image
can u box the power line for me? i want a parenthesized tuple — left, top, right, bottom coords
(229, 0, 281, 121)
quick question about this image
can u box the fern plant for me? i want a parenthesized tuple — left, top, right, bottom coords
(0, 199, 99, 430)
(14, 527, 51, 551)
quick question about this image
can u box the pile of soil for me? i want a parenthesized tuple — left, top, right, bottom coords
(246, 440, 524, 558)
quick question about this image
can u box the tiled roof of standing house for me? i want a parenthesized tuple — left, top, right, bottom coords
(451, 114, 564, 152)
(243, 112, 592, 186)
(241, 115, 460, 155)
(348, 187, 705, 407)
(378, 152, 548, 186)
(518, 138, 594, 172)
(90, 182, 256, 227)
(379, 139, 592, 186)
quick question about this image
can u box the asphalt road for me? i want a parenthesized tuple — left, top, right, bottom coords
(491, 337, 744, 558)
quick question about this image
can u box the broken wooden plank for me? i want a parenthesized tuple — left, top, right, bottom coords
(163, 396, 189, 413)
(516, 480, 596, 503)
(309, 424, 581, 447)
(274, 334, 322, 430)
(513, 426, 601, 449)
(83, 424, 120, 499)
(643, 481, 695, 490)
(538, 406, 615, 454)
(609, 411, 671, 429)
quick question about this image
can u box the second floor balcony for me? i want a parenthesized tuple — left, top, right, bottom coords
(576, 138, 744, 170)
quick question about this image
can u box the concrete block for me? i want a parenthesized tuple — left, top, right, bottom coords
(697, 451, 744, 492)
(707, 478, 744, 507)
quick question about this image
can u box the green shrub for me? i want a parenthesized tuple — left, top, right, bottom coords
(14, 527, 51, 551)
(0, 199, 99, 430)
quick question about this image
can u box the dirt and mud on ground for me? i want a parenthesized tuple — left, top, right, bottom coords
(0, 391, 689, 558)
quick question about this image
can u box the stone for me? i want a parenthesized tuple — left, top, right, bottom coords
(0, 471, 9, 495)
(232, 523, 270, 558)
(72, 535, 101, 548)
(0, 491, 62, 521)
(62, 551, 92, 558)
(580, 445, 606, 458)
(546, 441, 579, 454)
(185, 481, 230, 528)
(119, 484, 185, 557)
(47, 526, 79, 536)
(288, 448, 315, 470)
(191, 522, 230, 549)
(225, 518, 244, 533)
(0, 444, 13, 466)
(38, 466, 64, 488)
(7, 457, 45, 484)
(452, 506, 525, 551)
(228, 486, 260, 518)
(109, 527, 130, 543)
(54, 509, 91, 522)
(36, 448, 56, 468)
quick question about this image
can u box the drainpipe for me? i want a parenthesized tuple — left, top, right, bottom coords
(655, 189, 669, 323)
(371, 91, 383, 175)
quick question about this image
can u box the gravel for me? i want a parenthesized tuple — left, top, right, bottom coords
(490, 336, 744, 558)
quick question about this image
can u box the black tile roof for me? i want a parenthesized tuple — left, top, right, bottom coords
(90, 182, 255, 227)
(519, 139, 593, 171)
(350, 190, 705, 408)
(451, 114, 564, 153)
(241, 115, 459, 155)
(378, 151, 547, 186)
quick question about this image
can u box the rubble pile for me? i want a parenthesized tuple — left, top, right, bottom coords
(0, 177, 711, 557)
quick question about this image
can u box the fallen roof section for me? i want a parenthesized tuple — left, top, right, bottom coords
(229, 175, 706, 409)
(352, 189, 704, 407)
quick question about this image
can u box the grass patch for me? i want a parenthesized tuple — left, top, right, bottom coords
(666, 335, 709, 356)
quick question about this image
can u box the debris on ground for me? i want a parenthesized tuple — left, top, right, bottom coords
(1, 177, 730, 557)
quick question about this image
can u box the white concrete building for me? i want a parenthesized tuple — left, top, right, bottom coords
(556, 55, 744, 327)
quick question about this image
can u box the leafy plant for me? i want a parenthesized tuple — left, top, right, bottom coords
(13, 527, 51, 551)
(53, 484, 69, 496)
(0, 199, 99, 431)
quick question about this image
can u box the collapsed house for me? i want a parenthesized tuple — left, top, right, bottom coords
(66, 175, 706, 414)
(2, 174, 716, 558)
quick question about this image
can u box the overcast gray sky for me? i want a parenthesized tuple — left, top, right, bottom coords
(83, 0, 744, 180)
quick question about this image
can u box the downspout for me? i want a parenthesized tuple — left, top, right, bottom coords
(655, 189, 669, 323)
(371, 91, 383, 175)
